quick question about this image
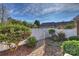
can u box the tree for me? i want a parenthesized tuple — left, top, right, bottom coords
(34, 20, 40, 28)
(0, 4, 8, 23)
(22, 21, 28, 26)
(7, 18, 33, 28)
(8, 17, 23, 25)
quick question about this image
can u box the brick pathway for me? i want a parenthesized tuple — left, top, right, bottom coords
(44, 38, 63, 56)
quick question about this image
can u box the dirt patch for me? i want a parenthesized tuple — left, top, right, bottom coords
(0, 39, 45, 56)
(0, 44, 33, 56)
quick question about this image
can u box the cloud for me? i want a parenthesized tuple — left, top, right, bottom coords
(24, 3, 79, 16)
(5, 3, 79, 17)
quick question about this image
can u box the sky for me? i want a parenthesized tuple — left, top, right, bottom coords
(0, 3, 79, 23)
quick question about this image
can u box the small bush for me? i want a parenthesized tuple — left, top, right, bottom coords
(48, 29, 59, 41)
(61, 40, 79, 56)
(68, 36, 79, 41)
(64, 25, 73, 29)
(27, 36, 37, 47)
(51, 35, 59, 41)
(48, 29, 55, 34)
(58, 32, 66, 41)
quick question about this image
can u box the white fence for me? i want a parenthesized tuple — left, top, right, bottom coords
(31, 28, 50, 40)
(55, 28, 77, 38)
(32, 28, 77, 40)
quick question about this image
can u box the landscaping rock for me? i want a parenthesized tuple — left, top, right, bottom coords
(64, 53, 72, 56)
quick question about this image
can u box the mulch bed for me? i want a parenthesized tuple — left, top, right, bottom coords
(0, 44, 33, 56)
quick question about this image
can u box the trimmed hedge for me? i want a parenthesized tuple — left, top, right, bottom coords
(61, 40, 79, 56)
(68, 36, 79, 41)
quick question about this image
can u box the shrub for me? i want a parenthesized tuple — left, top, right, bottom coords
(48, 29, 55, 35)
(0, 24, 31, 49)
(61, 40, 79, 56)
(68, 36, 79, 41)
(48, 29, 58, 41)
(27, 36, 37, 47)
(64, 23, 75, 29)
(58, 32, 66, 41)
(51, 35, 59, 41)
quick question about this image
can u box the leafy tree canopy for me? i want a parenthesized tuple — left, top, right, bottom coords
(34, 20, 40, 28)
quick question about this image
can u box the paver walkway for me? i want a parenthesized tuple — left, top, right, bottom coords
(44, 38, 63, 56)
